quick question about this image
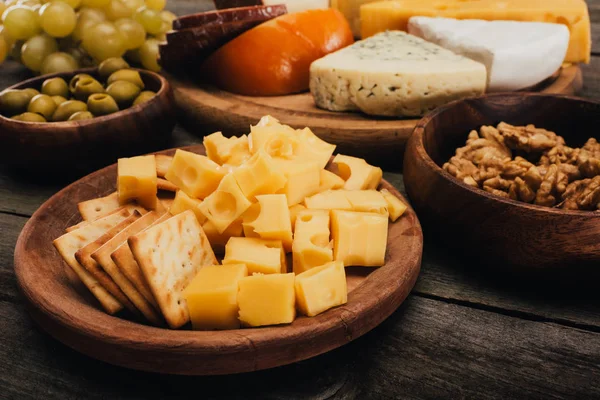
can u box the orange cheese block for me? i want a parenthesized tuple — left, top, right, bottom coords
(201, 8, 354, 96)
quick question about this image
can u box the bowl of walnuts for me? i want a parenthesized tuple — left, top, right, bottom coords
(403, 92, 600, 270)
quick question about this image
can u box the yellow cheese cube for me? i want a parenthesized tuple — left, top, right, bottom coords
(305, 190, 352, 210)
(344, 190, 388, 215)
(232, 150, 287, 200)
(319, 169, 346, 192)
(289, 203, 307, 228)
(241, 202, 261, 238)
(202, 219, 243, 254)
(331, 210, 388, 267)
(117, 155, 158, 210)
(165, 149, 226, 199)
(245, 194, 293, 252)
(295, 261, 347, 317)
(380, 188, 407, 222)
(169, 190, 207, 224)
(223, 237, 287, 275)
(183, 264, 248, 330)
(199, 173, 252, 234)
(295, 127, 336, 169)
(360, 0, 591, 64)
(275, 159, 321, 206)
(204, 131, 251, 166)
(293, 209, 333, 274)
(333, 154, 383, 190)
(238, 273, 296, 327)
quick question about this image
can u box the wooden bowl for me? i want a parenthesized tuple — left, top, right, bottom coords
(14, 145, 423, 375)
(403, 93, 600, 270)
(0, 68, 176, 177)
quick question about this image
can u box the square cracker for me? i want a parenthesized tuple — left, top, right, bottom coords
(128, 210, 218, 329)
(155, 155, 173, 178)
(75, 212, 143, 315)
(78, 192, 148, 221)
(111, 213, 172, 309)
(53, 208, 131, 314)
(92, 211, 164, 326)
(157, 178, 178, 192)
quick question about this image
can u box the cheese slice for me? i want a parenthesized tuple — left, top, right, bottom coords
(309, 31, 487, 117)
(331, 0, 385, 37)
(408, 17, 570, 92)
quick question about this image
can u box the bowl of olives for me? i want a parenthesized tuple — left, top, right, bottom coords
(0, 57, 176, 176)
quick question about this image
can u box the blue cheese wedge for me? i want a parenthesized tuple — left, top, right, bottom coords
(309, 31, 487, 117)
(408, 17, 570, 92)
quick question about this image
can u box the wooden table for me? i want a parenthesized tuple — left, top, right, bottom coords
(2, 1, 600, 398)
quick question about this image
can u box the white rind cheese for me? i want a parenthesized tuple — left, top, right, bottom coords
(407, 17, 570, 92)
(309, 31, 487, 117)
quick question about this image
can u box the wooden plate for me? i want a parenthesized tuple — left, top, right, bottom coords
(166, 65, 582, 165)
(14, 145, 423, 376)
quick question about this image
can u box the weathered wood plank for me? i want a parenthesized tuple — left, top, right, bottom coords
(0, 214, 26, 304)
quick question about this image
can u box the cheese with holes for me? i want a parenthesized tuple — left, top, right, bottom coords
(333, 154, 382, 190)
(241, 203, 261, 238)
(232, 149, 287, 200)
(223, 237, 287, 274)
(275, 159, 321, 206)
(183, 264, 248, 330)
(202, 219, 243, 253)
(117, 155, 157, 209)
(289, 203, 307, 228)
(295, 261, 347, 316)
(238, 273, 296, 327)
(360, 0, 591, 64)
(199, 173, 252, 233)
(319, 169, 346, 192)
(247, 194, 293, 251)
(408, 17, 570, 91)
(305, 190, 352, 210)
(309, 31, 487, 117)
(204, 132, 251, 166)
(169, 190, 207, 224)
(165, 150, 226, 199)
(293, 209, 333, 274)
(295, 127, 337, 169)
(332, 210, 388, 266)
(380, 188, 406, 221)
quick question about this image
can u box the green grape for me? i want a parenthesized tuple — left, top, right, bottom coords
(114, 18, 144, 50)
(82, 21, 125, 61)
(50, 0, 81, 8)
(39, 2, 77, 38)
(153, 31, 165, 42)
(144, 0, 164, 11)
(122, 0, 141, 11)
(0, 26, 15, 49)
(133, 6, 161, 35)
(0, 34, 6, 63)
(21, 34, 58, 71)
(2, 6, 42, 40)
(40, 51, 78, 74)
(104, 0, 133, 20)
(160, 10, 175, 24)
(80, 0, 108, 7)
(65, 46, 93, 66)
(72, 17, 98, 42)
(4, 0, 18, 7)
(139, 37, 159, 72)
(78, 6, 106, 21)
(0, 2, 6, 16)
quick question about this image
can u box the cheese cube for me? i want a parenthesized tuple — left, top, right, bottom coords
(117, 155, 157, 209)
(246, 194, 293, 252)
(380, 188, 407, 222)
(289, 204, 307, 228)
(333, 154, 383, 190)
(295, 261, 347, 317)
(293, 209, 333, 274)
(169, 190, 207, 224)
(295, 128, 336, 169)
(238, 273, 296, 327)
(319, 169, 346, 192)
(202, 219, 243, 254)
(305, 190, 352, 210)
(275, 159, 321, 206)
(183, 264, 248, 330)
(199, 173, 252, 233)
(223, 237, 287, 275)
(204, 132, 251, 166)
(232, 150, 287, 200)
(344, 190, 388, 214)
(331, 210, 388, 267)
(241, 203, 261, 238)
(165, 150, 226, 199)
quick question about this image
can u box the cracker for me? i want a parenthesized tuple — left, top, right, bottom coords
(128, 210, 218, 329)
(78, 192, 149, 221)
(91, 211, 164, 325)
(75, 212, 143, 315)
(53, 208, 131, 314)
(66, 219, 89, 233)
(155, 155, 173, 178)
(157, 178, 178, 192)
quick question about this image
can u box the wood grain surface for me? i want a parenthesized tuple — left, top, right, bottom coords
(1, 0, 599, 398)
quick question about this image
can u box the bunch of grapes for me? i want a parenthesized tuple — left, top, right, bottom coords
(0, 0, 173, 74)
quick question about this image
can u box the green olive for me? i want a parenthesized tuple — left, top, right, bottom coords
(68, 111, 94, 121)
(51, 95, 68, 107)
(73, 77, 105, 102)
(52, 100, 88, 121)
(69, 73, 94, 95)
(27, 94, 57, 120)
(132, 90, 156, 106)
(98, 57, 130, 80)
(12, 112, 47, 122)
(107, 69, 144, 89)
(0, 89, 33, 116)
(41, 77, 69, 98)
(87, 93, 119, 116)
(105, 80, 141, 108)
(22, 88, 40, 98)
